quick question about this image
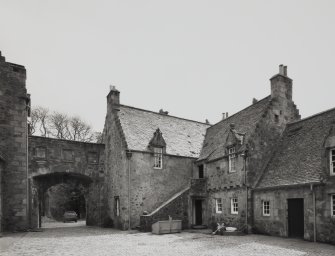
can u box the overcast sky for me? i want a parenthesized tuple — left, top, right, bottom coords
(1, 0, 334, 132)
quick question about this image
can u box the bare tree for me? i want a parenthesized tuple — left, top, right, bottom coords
(29, 108, 39, 135)
(94, 132, 103, 143)
(68, 116, 95, 142)
(49, 112, 70, 140)
(30, 106, 99, 143)
(30, 106, 50, 136)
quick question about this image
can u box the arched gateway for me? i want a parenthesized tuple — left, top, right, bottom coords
(28, 136, 105, 228)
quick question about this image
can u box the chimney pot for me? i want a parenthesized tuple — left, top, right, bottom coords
(283, 66, 287, 76)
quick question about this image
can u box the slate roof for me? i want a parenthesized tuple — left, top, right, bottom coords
(257, 107, 335, 189)
(198, 96, 271, 161)
(117, 105, 210, 158)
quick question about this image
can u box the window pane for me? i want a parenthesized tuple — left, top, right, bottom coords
(231, 198, 238, 214)
(216, 198, 222, 213)
(154, 147, 163, 168)
(263, 201, 270, 216)
(332, 194, 335, 216)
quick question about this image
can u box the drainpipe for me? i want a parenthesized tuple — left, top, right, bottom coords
(25, 102, 30, 230)
(242, 150, 248, 233)
(126, 150, 132, 231)
(310, 184, 316, 242)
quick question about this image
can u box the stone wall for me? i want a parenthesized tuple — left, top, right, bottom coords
(253, 184, 335, 244)
(129, 152, 193, 228)
(28, 136, 105, 228)
(0, 158, 4, 233)
(0, 52, 29, 231)
(140, 188, 189, 232)
(103, 91, 129, 229)
(203, 72, 300, 233)
(207, 187, 247, 231)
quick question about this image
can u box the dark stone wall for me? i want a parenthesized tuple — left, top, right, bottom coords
(203, 76, 300, 232)
(0, 52, 29, 231)
(140, 189, 189, 232)
(207, 187, 247, 231)
(103, 93, 129, 229)
(104, 90, 194, 230)
(28, 136, 105, 228)
(129, 152, 193, 228)
(253, 184, 335, 244)
(0, 159, 4, 233)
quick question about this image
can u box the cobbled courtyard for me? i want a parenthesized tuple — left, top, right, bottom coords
(1, 221, 334, 256)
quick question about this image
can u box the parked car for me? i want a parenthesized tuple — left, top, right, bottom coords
(63, 211, 78, 222)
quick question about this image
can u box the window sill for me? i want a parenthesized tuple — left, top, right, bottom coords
(231, 212, 238, 215)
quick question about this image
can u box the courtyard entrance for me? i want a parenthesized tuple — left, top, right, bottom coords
(31, 172, 92, 228)
(287, 198, 304, 238)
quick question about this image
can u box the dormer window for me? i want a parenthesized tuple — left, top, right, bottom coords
(330, 148, 335, 175)
(149, 128, 166, 169)
(153, 147, 163, 169)
(228, 147, 237, 173)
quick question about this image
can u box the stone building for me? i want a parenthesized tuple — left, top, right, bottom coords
(0, 51, 30, 232)
(1, 50, 334, 244)
(103, 88, 209, 229)
(253, 107, 335, 243)
(194, 65, 300, 231)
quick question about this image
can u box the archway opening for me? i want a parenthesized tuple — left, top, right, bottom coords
(32, 172, 92, 228)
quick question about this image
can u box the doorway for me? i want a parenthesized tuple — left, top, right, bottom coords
(194, 199, 203, 225)
(287, 198, 304, 237)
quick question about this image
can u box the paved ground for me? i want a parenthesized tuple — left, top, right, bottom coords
(1, 221, 334, 256)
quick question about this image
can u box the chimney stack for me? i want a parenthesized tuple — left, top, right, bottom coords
(270, 65, 292, 100)
(107, 85, 120, 110)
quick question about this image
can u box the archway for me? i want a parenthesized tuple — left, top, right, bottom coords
(31, 172, 93, 228)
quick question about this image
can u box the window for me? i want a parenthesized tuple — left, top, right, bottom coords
(332, 194, 335, 217)
(228, 147, 237, 173)
(115, 196, 120, 217)
(198, 164, 204, 178)
(63, 149, 74, 161)
(35, 147, 46, 158)
(263, 201, 270, 216)
(330, 149, 335, 175)
(231, 198, 238, 214)
(215, 199, 223, 213)
(153, 147, 163, 169)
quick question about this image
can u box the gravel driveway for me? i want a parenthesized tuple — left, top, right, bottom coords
(0, 221, 334, 256)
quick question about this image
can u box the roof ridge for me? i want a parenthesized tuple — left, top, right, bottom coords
(119, 104, 211, 126)
(207, 95, 271, 130)
(287, 106, 335, 126)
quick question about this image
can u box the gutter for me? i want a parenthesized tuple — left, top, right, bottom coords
(253, 182, 323, 191)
